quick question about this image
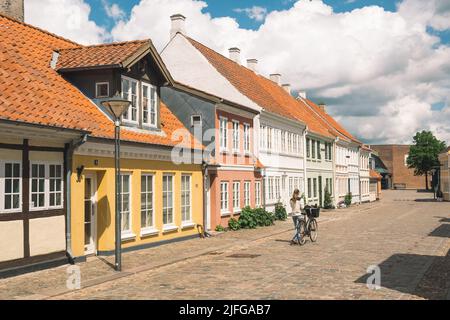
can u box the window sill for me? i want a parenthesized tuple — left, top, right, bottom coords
(220, 150, 230, 155)
(140, 227, 159, 237)
(233, 209, 241, 214)
(0, 208, 22, 214)
(162, 225, 178, 233)
(121, 231, 136, 241)
(29, 206, 63, 212)
(181, 222, 196, 230)
(221, 211, 231, 217)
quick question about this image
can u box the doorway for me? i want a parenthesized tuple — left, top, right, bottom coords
(84, 173, 97, 255)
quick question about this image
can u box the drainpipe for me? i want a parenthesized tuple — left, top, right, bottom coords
(201, 161, 212, 237)
(261, 168, 267, 210)
(66, 134, 88, 264)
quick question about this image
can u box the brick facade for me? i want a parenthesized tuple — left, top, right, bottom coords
(371, 145, 427, 190)
(0, 0, 24, 22)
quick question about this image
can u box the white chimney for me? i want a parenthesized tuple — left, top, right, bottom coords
(282, 84, 291, 94)
(298, 91, 307, 99)
(270, 74, 281, 86)
(247, 59, 258, 72)
(229, 47, 241, 64)
(170, 14, 186, 38)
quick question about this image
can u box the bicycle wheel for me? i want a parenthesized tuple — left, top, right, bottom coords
(309, 219, 318, 242)
(298, 219, 307, 245)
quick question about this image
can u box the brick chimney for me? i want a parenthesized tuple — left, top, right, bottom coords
(229, 47, 241, 64)
(170, 14, 186, 38)
(318, 102, 326, 113)
(0, 0, 24, 22)
(247, 59, 258, 72)
(270, 73, 281, 86)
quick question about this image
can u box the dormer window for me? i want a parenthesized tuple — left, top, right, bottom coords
(96, 82, 109, 98)
(121, 76, 139, 123)
(191, 115, 202, 127)
(142, 82, 157, 127)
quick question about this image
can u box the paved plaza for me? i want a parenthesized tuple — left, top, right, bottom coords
(0, 190, 449, 300)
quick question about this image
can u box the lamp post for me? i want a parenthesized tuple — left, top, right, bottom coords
(101, 96, 130, 272)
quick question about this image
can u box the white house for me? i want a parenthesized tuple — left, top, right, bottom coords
(359, 147, 371, 203)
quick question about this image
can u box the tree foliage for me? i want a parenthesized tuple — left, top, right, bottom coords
(406, 131, 446, 189)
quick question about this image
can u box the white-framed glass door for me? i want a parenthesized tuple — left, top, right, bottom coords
(84, 173, 97, 255)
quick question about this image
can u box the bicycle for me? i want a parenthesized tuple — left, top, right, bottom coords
(291, 207, 319, 245)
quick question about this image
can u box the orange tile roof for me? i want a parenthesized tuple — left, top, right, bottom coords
(187, 37, 334, 139)
(370, 170, 382, 180)
(302, 99, 361, 144)
(0, 14, 199, 149)
(56, 40, 149, 71)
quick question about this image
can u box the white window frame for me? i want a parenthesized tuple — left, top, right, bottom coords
(0, 160, 22, 213)
(181, 174, 192, 223)
(220, 181, 230, 215)
(95, 81, 109, 98)
(243, 123, 251, 154)
(121, 76, 139, 124)
(120, 173, 132, 233)
(141, 81, 158, 128)
(232, 120, 240, 153)
(233, 181, 241, 212)
(191, 115, 202, 127)
(244, 181, 251, 207)
(219, 117, 228, 152)
(140, 173, 155, 231)
(29, 161, 64, 211)
(163, 174, 175, 226)
(255, 181, 261, 207)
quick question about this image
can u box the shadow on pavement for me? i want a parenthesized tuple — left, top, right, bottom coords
(429, 224, 450, 238)
(354, 249, 450, 300)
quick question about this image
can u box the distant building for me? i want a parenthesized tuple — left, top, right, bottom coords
(371, 145, 427, 190)
(439, 148, 450, 201)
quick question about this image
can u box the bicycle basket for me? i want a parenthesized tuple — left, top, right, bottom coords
(305, 207, 320, 218)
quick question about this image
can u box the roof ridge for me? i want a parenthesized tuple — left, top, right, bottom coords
(58, 39, 150, 51)
(0, 12, 80, 46)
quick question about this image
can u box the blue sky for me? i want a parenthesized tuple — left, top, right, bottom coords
(86, 0, 449, 44)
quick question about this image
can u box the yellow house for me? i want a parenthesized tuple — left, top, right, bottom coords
(54, 39, 205, 259)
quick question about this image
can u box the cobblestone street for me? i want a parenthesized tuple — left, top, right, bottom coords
(1, 190, 449, 300)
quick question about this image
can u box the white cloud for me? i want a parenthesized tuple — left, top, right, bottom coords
(24, 0, 450, 144)
(233, 6, 268, 22)
(25, 0, 107, 45)
(102, 0, 125, 21)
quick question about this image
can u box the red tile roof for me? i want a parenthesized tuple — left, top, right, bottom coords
(187, 37, 334, 139)
(0, 14, 199, 149)
(370, 170, 382, 180)
(56, 40, 150, 71)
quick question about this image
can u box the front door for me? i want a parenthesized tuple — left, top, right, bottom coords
(84, 174, 97, 255)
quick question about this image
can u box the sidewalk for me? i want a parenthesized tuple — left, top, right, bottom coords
(0, 202, 381, 300)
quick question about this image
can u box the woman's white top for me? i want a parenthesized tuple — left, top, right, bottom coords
(290, 198, 305, 216)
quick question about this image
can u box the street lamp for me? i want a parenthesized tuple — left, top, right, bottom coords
(101, 96, 130, 272)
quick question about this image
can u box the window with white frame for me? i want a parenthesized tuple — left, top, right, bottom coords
(141, 174, 154, 229)
(306, 138, 311, 158)
(275, 177, 281, 200)
(233, 181, 240, 211)
(232, 121, 240, 152)
(317, 141, 321, 160)
(289, 177, 293, 195)
(268, 177, 274, 200)
(142, 83, 157, 127)
(181, 174, 191, 223)
(163, 174, 174, 225)
(243, 123, 250, 153)
(220, 181, 229, 213)
(307, 178, 312, 199)
(1, 161, 21, 212)
(219, 117, 228, 152)
(30, 163, 63, 210)
(244, 181, 250, 207)
(255, 181, 261, 207)
(313, 178, 318, 198)
(95, 82, 109, 98)
(281, 131, 286, 153)
(120, 174, 131, 232)
(267, 127, 273, 151)
(121, 77, 138, 123)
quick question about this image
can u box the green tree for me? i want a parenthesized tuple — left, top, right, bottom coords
(406, 131, 447, 190)
(323, 187, 333, 209)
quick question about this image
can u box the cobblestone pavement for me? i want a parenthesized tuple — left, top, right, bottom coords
(1, 190, 449, 300)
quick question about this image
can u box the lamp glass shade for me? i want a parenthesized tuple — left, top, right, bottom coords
(101, 98, 131, 119)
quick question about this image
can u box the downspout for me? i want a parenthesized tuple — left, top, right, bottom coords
(66, 134, 88, 264)
(302, 127, 309, 202)
(201, 161, 212, 238)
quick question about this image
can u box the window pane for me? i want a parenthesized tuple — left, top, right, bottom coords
(5, 179, 11, 193)
(5, 195, 11, 210)
(5, 163, 12, 177)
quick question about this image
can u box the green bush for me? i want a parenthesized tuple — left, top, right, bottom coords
(228, 218, 241, 231)
(274, 202, 287, 221)
(323, 188, 334, 209)
(255, 207, 275, 226)
(344, 192, 352, 206)
(238, 206, 258, 229)
(215, 224, 225, 232)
